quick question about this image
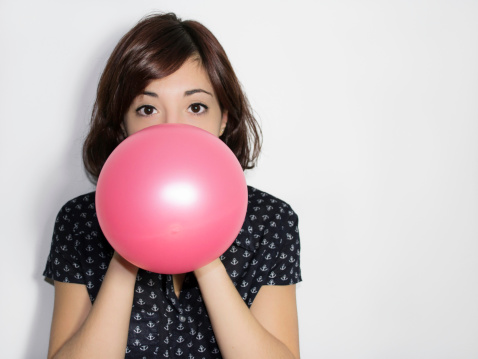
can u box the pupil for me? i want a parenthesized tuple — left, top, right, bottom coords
(192, 105, 199, 113)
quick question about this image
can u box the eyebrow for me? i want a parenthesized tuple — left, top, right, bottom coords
(142, 91, 158, 98)
(184, 89, 213, 97)
(141, 88, 213, 98)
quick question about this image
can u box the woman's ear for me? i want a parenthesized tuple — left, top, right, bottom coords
(219, 110, 228, 136)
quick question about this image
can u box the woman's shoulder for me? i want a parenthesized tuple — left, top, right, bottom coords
(234, 186, 300, 252)
(53, 191, 98, 233)
(56, 191, 96, 216)
(58, 191, 96, 210)
(246, 185, 298, 219)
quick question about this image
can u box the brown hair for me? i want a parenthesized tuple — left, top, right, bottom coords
(83, 13, 262, 182)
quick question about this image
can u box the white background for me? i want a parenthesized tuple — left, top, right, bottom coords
(1, 1, 477, 358)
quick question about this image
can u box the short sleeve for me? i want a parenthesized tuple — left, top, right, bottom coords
(43, 201, 85, 284)
(267, 206, 302, 286)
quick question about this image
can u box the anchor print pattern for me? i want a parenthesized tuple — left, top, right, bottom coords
(44, 186, 301, 358)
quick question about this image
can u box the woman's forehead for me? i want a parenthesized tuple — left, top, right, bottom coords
(141, 60, 214, 95)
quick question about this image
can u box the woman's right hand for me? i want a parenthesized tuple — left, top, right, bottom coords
(111, 250, 139, 275)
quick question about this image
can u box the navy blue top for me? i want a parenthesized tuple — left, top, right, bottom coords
(44, 186, 302, 358)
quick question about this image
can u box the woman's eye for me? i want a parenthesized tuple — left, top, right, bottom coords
(136, 105, 157, 116)
(188, 103, 208, 115)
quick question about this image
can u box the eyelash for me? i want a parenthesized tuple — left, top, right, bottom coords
(135, 103, 209, 116)
(188, 103, 208, 115)
(135, 105, 157, 116)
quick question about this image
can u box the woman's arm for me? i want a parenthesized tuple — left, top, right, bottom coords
(194, 259, 300, 359)
(47, 252, 138, 359)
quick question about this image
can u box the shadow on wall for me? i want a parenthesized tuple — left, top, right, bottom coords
(23, 30, 124, 359)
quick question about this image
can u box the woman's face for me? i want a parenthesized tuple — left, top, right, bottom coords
(123, 58, 227, 137)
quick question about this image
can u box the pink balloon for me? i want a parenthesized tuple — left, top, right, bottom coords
(96, 124, 248, 274)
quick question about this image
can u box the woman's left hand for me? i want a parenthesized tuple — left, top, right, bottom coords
(193, 257, 223, 278)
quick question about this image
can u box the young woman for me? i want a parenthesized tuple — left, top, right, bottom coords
(44, 13, 301, 359)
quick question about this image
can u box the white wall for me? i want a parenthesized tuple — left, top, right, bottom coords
(1, 1, 477, 358)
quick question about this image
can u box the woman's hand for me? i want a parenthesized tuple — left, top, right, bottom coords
(193, 257, 223, 278)
(111, 251, 139, 275)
